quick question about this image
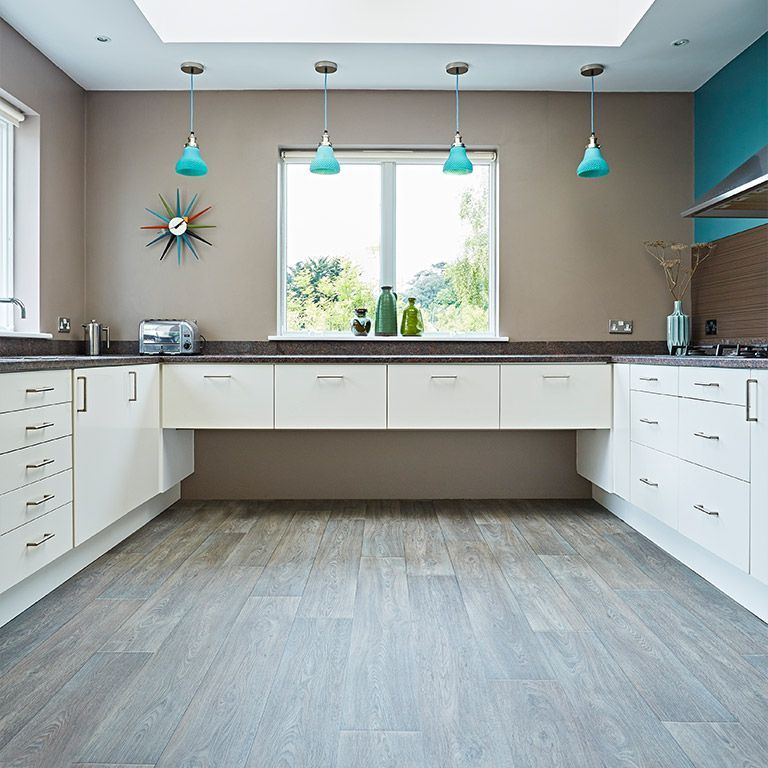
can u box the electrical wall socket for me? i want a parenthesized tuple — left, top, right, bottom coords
(57, 316, 71, 333)
(609, 319, 633, 334)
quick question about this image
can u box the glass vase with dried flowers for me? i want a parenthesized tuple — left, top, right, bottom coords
(643, 240, 717, 355)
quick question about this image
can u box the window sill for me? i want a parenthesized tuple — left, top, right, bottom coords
(268, 334, 509, 342)
(0, 331, 54, 339)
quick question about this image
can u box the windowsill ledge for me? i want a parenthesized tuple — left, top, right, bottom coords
(0, 331, 54, 340)
(268, 334, 510, 342)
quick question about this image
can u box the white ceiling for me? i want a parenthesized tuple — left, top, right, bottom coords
(0, 0, 765, 91)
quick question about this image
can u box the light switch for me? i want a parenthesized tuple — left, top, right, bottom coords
(609, 319, 633, 334)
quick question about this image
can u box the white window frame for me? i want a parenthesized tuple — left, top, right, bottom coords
(0, 113, 14, 332)
(276, 149, 500, 339)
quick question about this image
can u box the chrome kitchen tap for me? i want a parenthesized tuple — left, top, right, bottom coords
(0, 297, 26, 319)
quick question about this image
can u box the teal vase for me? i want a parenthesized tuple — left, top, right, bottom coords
(667, 300, 690, 355)
(374, 286, 398, 336)
(400, 298, 424, 336)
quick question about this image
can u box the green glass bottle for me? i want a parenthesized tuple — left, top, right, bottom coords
(400, 297, 424, 336)
(374, 286, 398, 336)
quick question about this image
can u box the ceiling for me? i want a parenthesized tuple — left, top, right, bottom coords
(0, 0, 765, 91)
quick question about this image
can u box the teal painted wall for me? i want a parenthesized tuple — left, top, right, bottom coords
(694, 33, 767, 242)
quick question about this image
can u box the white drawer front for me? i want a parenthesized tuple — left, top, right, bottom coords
(0, 436, 72, 495)
(631, 365, 678, 396)
(162, 364, 274, 429)
(275, 365, 386, 429)
(630, 390, 678, 455)
(0, 469, 72, 535)
(0, 503, 73, 593)
(679, 367, 749, 406)
(0, 402, 72, 455)
(630, 443, 678, 529)
(389, 365, 500, 430)
(678, 461, 750, 571)
(500, 364, 611, 429)
(678, 398, 749, 480)
(0, 370, 71, 415)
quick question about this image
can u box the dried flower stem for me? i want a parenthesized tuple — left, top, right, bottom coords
(643, 240, 717, 301)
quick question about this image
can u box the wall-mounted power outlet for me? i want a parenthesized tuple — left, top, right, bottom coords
(705, 319, 718, 336)
(57, 316, 71, 333)
(609, 319, 633, 334)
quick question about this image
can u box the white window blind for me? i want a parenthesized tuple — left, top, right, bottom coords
(0, 98, 24, 128)
(0, 113, 14, 330)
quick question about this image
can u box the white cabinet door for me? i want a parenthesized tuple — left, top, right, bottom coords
(388, 365, 500, 430)
(678, 367, 749, 406)
(630, 443, 678, 529)
(501, 364, 611, 429)
(275, 365, 386, 429)
(630, 364, 678, 396)
(73, 365, 160, 546)
(749, 372, 768, 585)
(630, 390, 679, 456)
(0, 369, 71, 415)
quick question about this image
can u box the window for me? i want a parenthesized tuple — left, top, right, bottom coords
(279, 150, 497, 337)
(0, 111, 13, 331)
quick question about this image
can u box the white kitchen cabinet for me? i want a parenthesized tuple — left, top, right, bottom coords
(630, 443, 678, 529)
(0, 402, 72, 455)
(0, 469, 73, 535)
(749, 372, 768, 585)
(0, 369, 71, 414)
(275, 365, 386, 430)
(630, 364, 678, 396)
(501, 364, 611, 429)
(678, 367, 749, 406)
(162, 364, 274, 429)
(630, 390, 679, 456)
(0, 435, 71, 495)
(388, 365, 500, 430)
(74, 365, 161, 545)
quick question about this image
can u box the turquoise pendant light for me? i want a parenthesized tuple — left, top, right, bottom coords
(310, 61, 340, 175)
(443, 62, 473, 175)
(176, 62, 208, 177)
(577, 63, 610, 178)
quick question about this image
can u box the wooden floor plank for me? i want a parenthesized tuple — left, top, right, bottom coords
(402, 501, 454, 576)
(508, 503, 577, 555)
(362, 500, 404, 557)
(490, 679, 602, 767)
(0, 652, 150, 768)
(155, 596, 299, 768)
(434, 501, 486, 543)
(109, 499, 203, 556)
(252, 511, 330, 596)
(244, 617, 353, 768)
(77, 566, 259, 765)
(541, 555, 733, 723)
(336, 731, 426, 768)
(447, 539, 551, 680)
(341, 557, 419, 731)
(537, 630, 695, 768)
(478, 521, 588, 632)
(297, 517, 364, 619)
(226, 508, 295, 567)
(745, 654, 768, 681)
(664, 722, 768, 768)
(0, 598, 142, 750)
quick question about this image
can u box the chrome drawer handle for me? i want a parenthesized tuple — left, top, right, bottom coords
(25, 386, 55, 394)
(26, 532, 55, 547)
(747, 379, 758, 422)
(694, 382, 720, 387)
(694, 504, 719, 517)
(203, 375, 232, 379)
(430, 375, 458, 379)
(639, 478, 658, 487)
(77, 376, 87, 413)
(542, 375, 570, 380)
(27, 493, 55, 507)
(639, 418, 659, 425)
(26, 458, 55, 469)
(26, 422, 54, 431)
(694, 431, 720, 440)
(639, 377, 658, 382)
(128, 370, 138, 402)
(316, 375, 344, 379)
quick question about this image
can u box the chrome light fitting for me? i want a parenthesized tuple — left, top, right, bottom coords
(310, 60, 340, 175)
(577, 63, 609, 178)
(176, 62, 208, 177)
(443, 62, 473, 175)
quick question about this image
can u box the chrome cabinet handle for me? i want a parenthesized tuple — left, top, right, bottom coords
(203, 375, 232, 379)
(542, 375, 571, 380)
(26, 532, 55, 547)
(26, 422, 54, 431)
(639, 478, 658, 487)
(694, 382, 720, 388)
(128, 370, 137, 402)
(77, 376, 87, 413)
(694, 431, 720, 440)
(430, 375, 458, 379)
(316, 375, 344, 379)
(639, 377, 658, 382)
(26, 458, 55, 469)
(694, 504, 719, 517)
(26, 493, 55, 507)
(639, 418, 659, 425)
(25, 386, 55, 394)
(747, 379, 758, 422)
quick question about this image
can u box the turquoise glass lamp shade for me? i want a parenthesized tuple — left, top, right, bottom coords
(310, 131, 340, 175)
(443, 133, 473, 175)
(577, 133, 609, 178)
(176, 132, 208, 177)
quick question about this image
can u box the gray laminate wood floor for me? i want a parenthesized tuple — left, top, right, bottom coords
(1, 499, 768, 767)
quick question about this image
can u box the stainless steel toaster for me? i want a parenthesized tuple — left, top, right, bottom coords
(139, 319, 201, 355)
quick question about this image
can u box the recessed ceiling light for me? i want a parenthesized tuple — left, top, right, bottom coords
(672, 38, 690, 47)
(95, 35, 111, 43)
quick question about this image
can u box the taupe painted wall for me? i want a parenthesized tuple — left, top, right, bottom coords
(83, 87, 692, 500)
(0, 19, 85, 336)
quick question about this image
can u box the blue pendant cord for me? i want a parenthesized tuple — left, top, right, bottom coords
(324, 71, 328, 132)
(189, 72, 195, 134)
(455, 73, 460, 133)
(590, 74, 595, 134)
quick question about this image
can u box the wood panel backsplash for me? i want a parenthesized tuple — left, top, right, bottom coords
(692, 224, 768, 342)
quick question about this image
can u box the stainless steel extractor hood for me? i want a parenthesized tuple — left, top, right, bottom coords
(682, 145, 768, 219)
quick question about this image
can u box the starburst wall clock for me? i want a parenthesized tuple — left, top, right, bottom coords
(142, 189, 215, 264)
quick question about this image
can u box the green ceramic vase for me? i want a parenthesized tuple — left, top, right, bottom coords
(374, 286, 398, 336)
(400, 298, 424, 336)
